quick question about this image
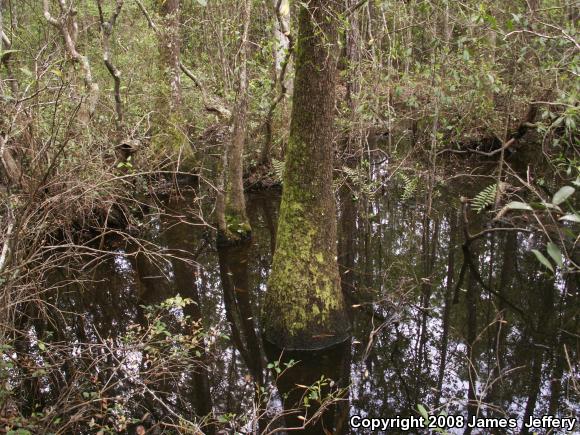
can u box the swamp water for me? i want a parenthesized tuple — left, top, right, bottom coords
(39, 171, 578, 434)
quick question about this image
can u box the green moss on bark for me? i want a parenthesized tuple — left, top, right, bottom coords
(264, 143, 349, 350)
(216, 212, 252, 246)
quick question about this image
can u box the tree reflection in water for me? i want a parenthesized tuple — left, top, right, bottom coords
(41, 184, 578, 433)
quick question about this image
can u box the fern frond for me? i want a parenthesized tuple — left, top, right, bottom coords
(399, 173, 418, 201)
(342, 165, 377, 199)
(272, 159, 285, 184)
(472, 184, 497, 213)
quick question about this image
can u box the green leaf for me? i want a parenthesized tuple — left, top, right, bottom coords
(20, 66, 32, 77)
(196, 0, 207, 5)
(505, 201, 533, 211)
(552, 186, 575, 205)
(559, 213, 580, 223)
(546, 242, 563, 268)
(417, 404, 429, 421)
(462, 48, 471, 61)
(531, 249, 554, 272)
(530, 202, 562, 212)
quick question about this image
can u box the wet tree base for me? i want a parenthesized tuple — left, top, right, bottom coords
(244, 163, 282, 191)
(216, 228, 252, 248)
(262, 311, 351, 351)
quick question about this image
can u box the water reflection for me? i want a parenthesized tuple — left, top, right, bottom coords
(263, 341, 351, 434)
(38, 180, 579, 433)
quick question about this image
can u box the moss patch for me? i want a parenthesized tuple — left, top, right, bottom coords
(263, 157, 349, 349)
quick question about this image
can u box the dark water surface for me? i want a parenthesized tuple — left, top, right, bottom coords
(45, 175, 578, 434)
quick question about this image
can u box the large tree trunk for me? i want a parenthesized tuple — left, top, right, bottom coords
(216, 0, 252, 244)
(263, 0, 349, 350)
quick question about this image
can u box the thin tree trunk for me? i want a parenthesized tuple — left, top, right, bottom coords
(0, 134, 21, 187)
(96, 0, 124, 132)
(344, 0, 362, 154)
(273, 0, 290, 85)
(260, 0, 293, 166)
(1, 1, 18, 97)
(216, 0, 252, 244)
(464, 269, 479, 435)
(0, 3, 21, 186)
(150, 0, 191, 163)
(157, 0, 181, 111)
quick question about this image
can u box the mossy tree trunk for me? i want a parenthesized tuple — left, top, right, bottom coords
(216, 0, 252, 244)
(263, 0, 350, 350)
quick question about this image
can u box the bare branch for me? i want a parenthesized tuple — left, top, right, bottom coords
(180, 62, 231, 120)
(134, 0, 159, 32)
(43, 0, 61, 26)
(96, 0, 125, 128)
(43, 0, 99, 120)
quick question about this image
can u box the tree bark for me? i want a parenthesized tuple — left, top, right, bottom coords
(216, 0, 252, 244)
(263, 0, 350, 350)
(345, 0, 362, 152)
(156, 0, 182, 111)
(148, 0, 191, 165)
(260, 0, 293, 166)
(96, 0, 124, 132)
(0, 134, 21, 186)
(1, 0, 18, 97)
